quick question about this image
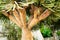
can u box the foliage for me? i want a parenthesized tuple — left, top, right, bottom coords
(56, 30, 60, 36)
(0, 0, 12, 10)
(40, 24, 52, 38)
(3, 22, 22, 40)
(0, 0, 59, 22)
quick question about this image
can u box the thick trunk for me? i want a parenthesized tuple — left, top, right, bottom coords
(21, 28, 33, 40)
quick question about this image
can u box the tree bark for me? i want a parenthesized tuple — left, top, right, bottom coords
(21, 28, 33, 40)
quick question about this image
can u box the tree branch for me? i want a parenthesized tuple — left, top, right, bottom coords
(38, 9, 51, 21)
(28, 9, 51, 30)
(28, 18, 39, 30)
(13, 9, 22, 28)
(17, 7, 27, 28)
(28, 15, 33, 25)
(9, 15, 22, 28)
(2, 10, 22, 29)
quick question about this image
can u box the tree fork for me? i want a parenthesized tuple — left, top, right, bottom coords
(2, 3, 51, 40)
(28, 9, 51, 30)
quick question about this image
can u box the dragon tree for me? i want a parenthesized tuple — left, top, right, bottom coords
(0, 0, 60, 40)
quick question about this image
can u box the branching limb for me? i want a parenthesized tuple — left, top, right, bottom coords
(34, 7, 39, 18)
(16, 7, 27, 28)
(28, 5, 36, 25)
(2, 10, 22, 29)
(13, 9, 23, 28)
(28, 7, 43, 29)
(28, 15, 33, 25)
(38, 9, 51, 20)
(28, 9, 51, 30)
(14, 1, 27, 28)
(2, 10, 9, 17)
(28, 18, 39, 30)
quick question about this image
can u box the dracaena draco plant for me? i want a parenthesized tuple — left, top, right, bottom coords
(1, 1, 51, 40)
(1, 0, 60, 40)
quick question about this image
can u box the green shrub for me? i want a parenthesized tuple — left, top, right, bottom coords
(40, 24, 52, 38)
(56, 30, 60, 36)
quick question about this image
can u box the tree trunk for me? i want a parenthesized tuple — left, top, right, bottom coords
(21, 28, 33, 40)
